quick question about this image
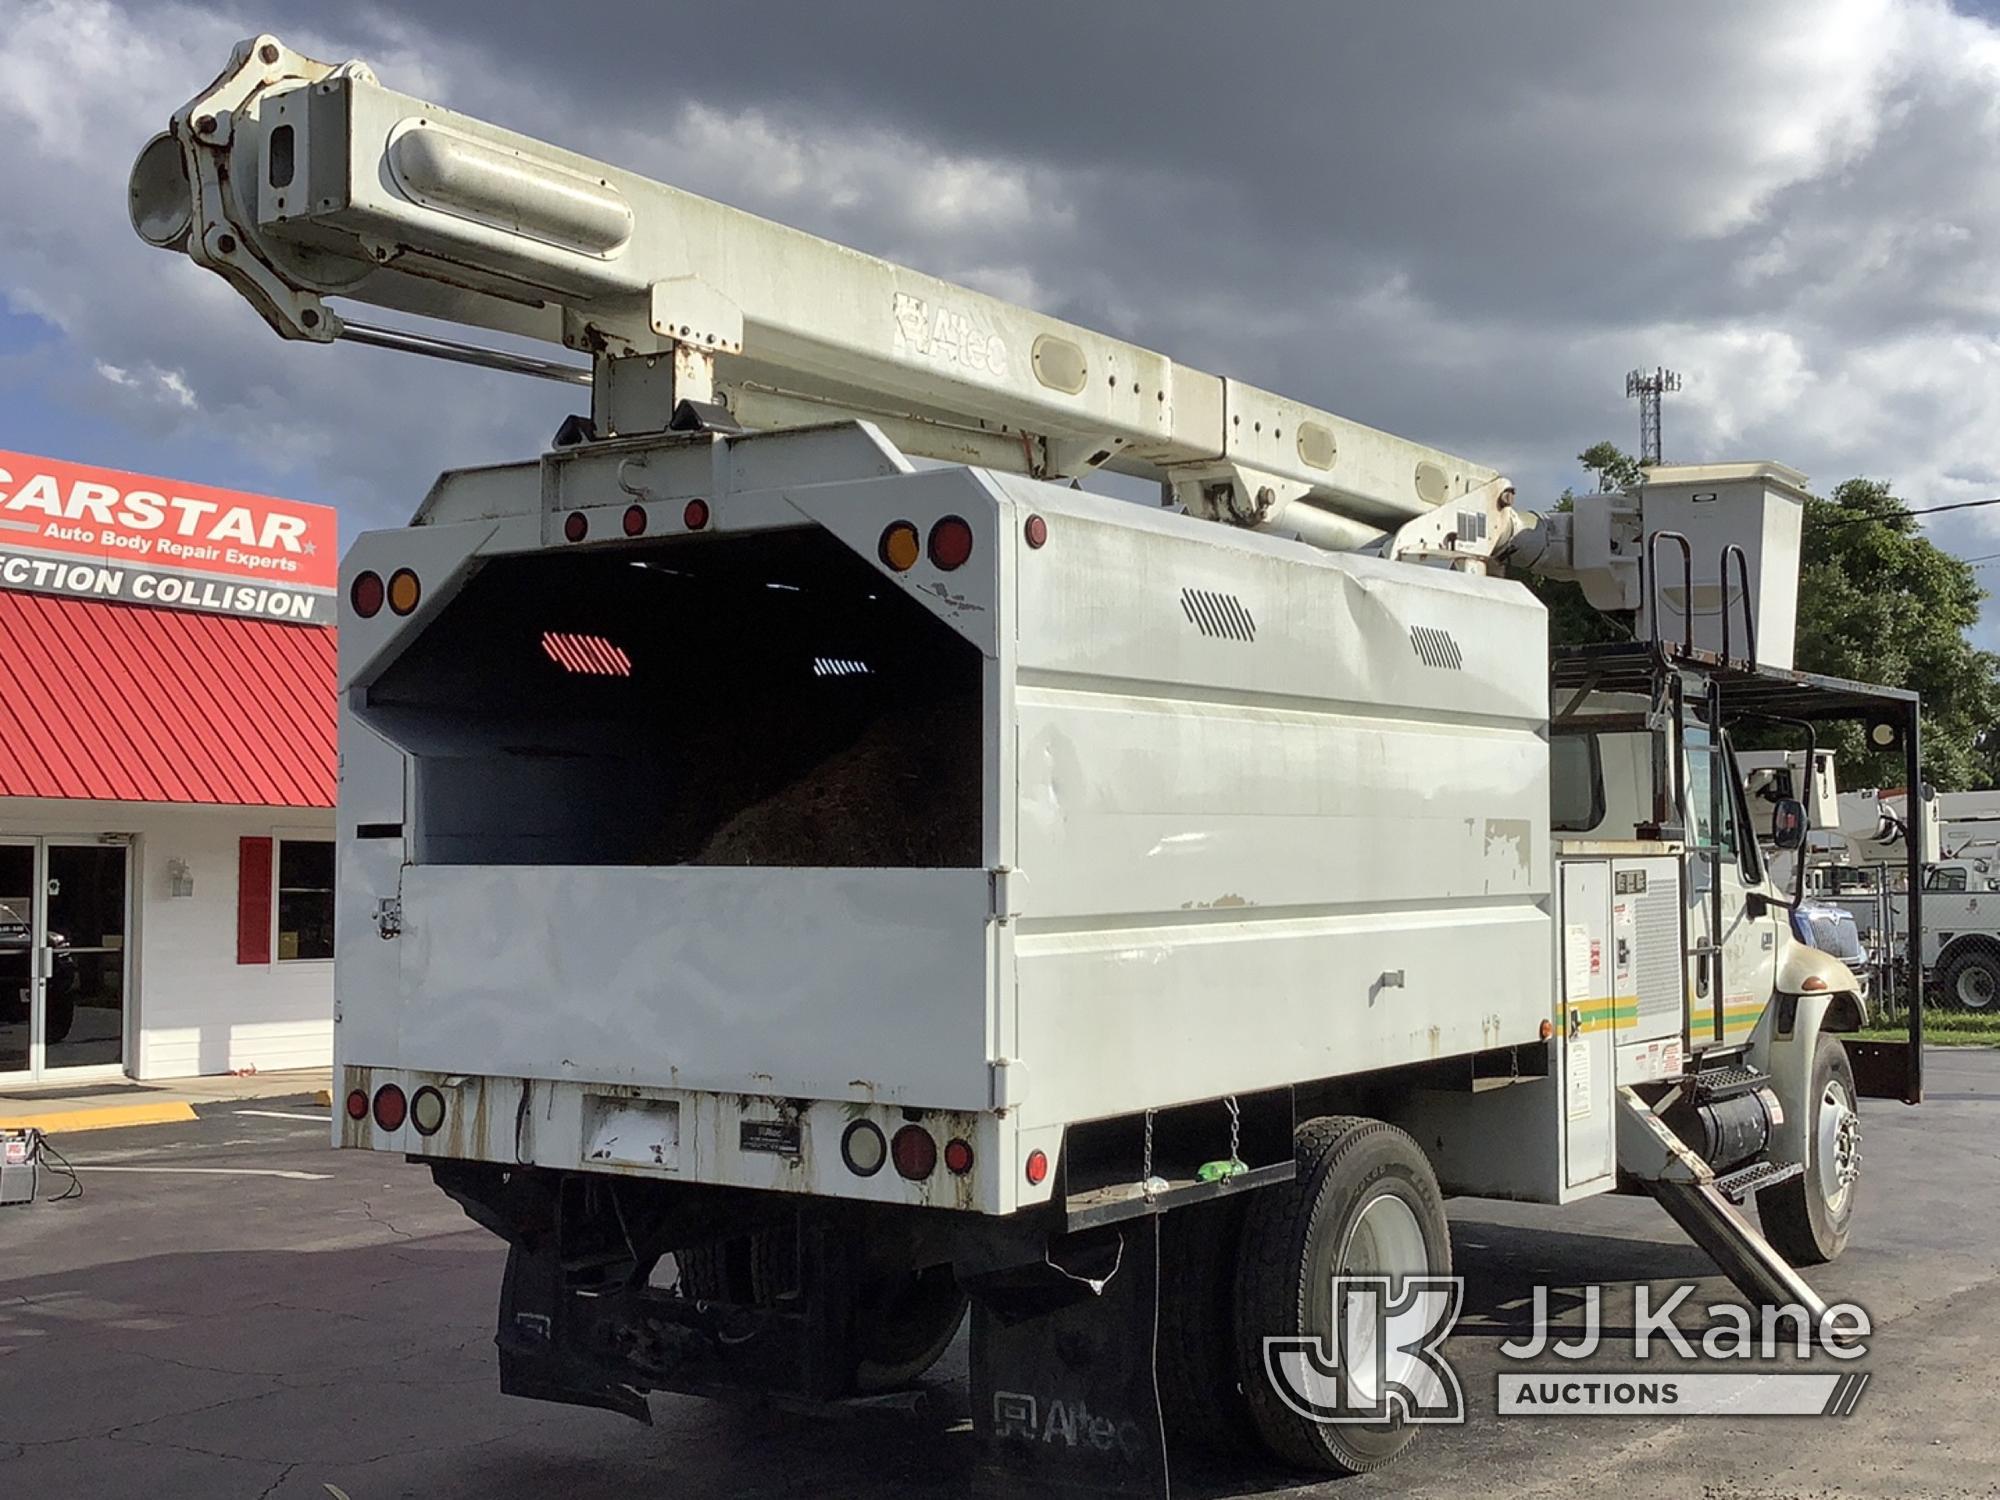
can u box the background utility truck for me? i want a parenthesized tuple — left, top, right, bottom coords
(133, 37, 1924, 1497)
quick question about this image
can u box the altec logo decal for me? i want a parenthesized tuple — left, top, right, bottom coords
(0, 450, 336, 622)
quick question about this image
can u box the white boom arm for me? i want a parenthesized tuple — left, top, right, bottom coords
(130, 35, 1511, 559)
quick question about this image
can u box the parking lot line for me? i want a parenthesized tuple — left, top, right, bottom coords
(75, 1165, 334, 1180)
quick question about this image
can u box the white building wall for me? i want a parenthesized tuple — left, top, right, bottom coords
(0, 796, 333, 1079)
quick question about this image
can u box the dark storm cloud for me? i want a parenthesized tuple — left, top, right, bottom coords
(8, 0, 2000, 645)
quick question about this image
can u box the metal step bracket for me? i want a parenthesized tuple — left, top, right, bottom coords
(1615, 1087, 1827, 1320)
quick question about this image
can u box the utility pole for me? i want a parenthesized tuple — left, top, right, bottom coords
(1625, 367, 1681, 467)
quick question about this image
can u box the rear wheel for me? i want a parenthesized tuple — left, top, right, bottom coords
(1760, 1032, 1860, 1265)
(1942, 947, 2000, 1011)
(1231, 1116, 1452, 1475)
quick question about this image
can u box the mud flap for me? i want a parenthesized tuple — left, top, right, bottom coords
(967, 1216, 1170, 1500)
(496, 1242, 652, 1424)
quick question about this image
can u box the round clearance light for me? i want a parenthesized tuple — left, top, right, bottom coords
(891, 1124, 937, 1181)
(944, 1138, 974, 1176)
(1025, 1148, 1050, 1186)
(350, 571, 384, 619)
(879, 520, 921, 572)
(683, 498, 711, 531)
(345, 1088, 369, 1121)
(1024, 514, 1048, 549)
(409, 1086, 447, 1136)
(841, 1119, 887, 1178)
(564, 510, 589, 543)
(372, 1082, 408, 1132)
(928, 515, 974, 571)
(387, 568, 422, 616)
(623, 504, 648, 538)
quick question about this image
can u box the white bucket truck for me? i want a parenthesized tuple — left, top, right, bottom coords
(130, 38, 1923, 1495)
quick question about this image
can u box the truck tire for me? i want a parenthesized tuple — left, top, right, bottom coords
(1231, 1116, 1451, 1475)
(1760, 1033, 1860, 1266)
(1155, 1195, 1256, 1453)
(1941, 947, 2000, 1010)
(676, 1230, 965, 1393)
(851, 1263, 966, 1391)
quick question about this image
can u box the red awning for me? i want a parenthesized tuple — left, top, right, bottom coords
(0, 591, 335, 807)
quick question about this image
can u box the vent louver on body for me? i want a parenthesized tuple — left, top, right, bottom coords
(1182, 588, 1256, 642)
(1409, 625, 1463, 670)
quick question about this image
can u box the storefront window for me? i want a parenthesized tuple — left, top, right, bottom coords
(276, 839, 334, 961)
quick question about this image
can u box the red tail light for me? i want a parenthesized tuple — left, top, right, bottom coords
(891, 1125, 937, 1180)
(623, 504, 648, 537)
(372, 1083, 408, 1131)
(350, 572, 384, 618)
(564, 510, 588, 542)
(345, 1088, 369, 1121)
(683, 498, 711, 531)
(944, 1138, 974, 1176)
(928, 515, 974, 570)
(1025, 1149, 1049, 1186)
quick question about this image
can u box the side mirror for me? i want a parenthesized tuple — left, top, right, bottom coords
(1771, 798, 1807, 851)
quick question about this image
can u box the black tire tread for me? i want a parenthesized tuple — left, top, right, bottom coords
(1940, 947, 2000, 1011)
(1232, 1115, 1446, 1474)
(1760, 1032, 1857, 1266)
(1155, 1195, 1254, 1453)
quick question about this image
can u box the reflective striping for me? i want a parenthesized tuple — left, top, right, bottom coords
(540, 630, 633, 676)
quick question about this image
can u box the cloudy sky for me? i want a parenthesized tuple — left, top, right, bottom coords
(8, 1, 2000, 638)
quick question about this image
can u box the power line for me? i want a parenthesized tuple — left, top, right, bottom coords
(1816, 494, 2000, 528)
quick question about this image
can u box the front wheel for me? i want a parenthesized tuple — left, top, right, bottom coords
(1760, 1032, 1860, 1265)
(1231, 1116, 1453, 1475)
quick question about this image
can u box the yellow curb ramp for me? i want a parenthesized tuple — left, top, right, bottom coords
(0, 1101, 199, 1135)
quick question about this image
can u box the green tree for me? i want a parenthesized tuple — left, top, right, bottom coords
(1577, 440, 1644, 494)
(1790, 479, 2000, 791)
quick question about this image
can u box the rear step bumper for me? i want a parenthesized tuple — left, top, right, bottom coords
(337, 1065, 1020, 1214)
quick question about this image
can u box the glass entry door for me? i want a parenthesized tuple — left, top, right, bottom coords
(0, 838, 130, 1080)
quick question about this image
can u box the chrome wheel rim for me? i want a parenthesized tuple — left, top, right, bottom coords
(1818, 1078, 1860, 1216)
(1335, 1192, 1432, 1406)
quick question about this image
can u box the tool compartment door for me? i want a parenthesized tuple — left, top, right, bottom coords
(1560, 860, 1615, 1188)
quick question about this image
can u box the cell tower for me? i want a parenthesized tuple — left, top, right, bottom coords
(1625, 366, 1681, 467)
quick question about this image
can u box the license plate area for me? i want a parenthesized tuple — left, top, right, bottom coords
(581, 1094, 681, 1170)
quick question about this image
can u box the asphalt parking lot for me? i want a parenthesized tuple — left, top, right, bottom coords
(3, 1050, 1997, 1500)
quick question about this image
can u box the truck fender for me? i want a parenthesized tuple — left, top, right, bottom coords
(1750, 988, 1857, 1177)
(1775, 944, 1864, 1026)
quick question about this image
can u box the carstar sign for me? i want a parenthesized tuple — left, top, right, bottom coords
(0, 450, 335, 622)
